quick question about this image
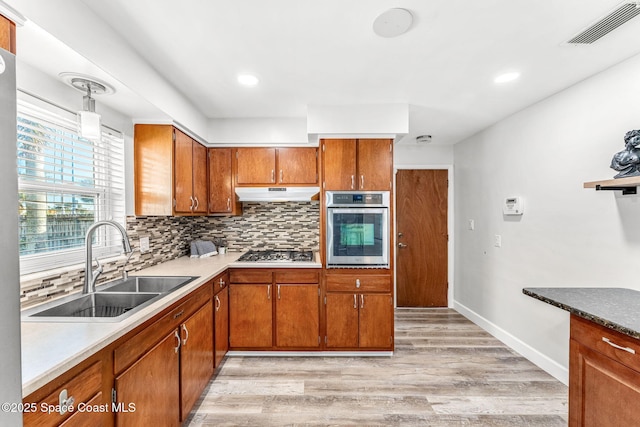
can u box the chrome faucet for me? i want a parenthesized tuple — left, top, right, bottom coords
(83, 220, 132, 294)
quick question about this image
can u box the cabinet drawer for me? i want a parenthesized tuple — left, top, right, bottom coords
(114, 284, 212, 374)
(275, 270, 319, 284)
(213, 271, 229, 294)
(24, 361, 102, 427)
(571, 315, 640, 372)
(326, 274, 391, 292)
(230, 270, 272, 283)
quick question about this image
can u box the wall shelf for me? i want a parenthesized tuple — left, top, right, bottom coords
(584, 176, 640, 195)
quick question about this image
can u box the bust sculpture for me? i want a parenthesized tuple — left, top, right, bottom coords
(610, 129, 640, 178)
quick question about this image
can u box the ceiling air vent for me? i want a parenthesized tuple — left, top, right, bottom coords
(567, 1, 640, 44)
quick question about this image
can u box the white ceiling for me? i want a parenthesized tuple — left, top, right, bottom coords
(10, 0, 640, 144)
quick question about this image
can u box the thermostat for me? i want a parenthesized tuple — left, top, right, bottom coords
(503, 197, 524, 215)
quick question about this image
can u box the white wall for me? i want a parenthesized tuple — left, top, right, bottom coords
(395, 143, 453, 166)
(454, 52, 640, 384)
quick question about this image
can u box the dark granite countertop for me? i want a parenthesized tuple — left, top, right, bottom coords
(523, 287, 640, 340)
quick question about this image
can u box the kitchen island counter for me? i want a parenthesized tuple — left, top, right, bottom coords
(523, 287, 640, 340)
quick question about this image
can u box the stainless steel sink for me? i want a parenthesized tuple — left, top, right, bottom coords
(22, 276, 200, 322)
(23, 292, 161, 322)
(97, 276, 198, 294)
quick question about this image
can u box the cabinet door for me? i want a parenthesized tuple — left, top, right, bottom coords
(236, 148, 276, 184)
(359, 293, 393, 349)
(229, 284, 273, 348)
(275, 284, 320, 348)
(277, 148, 318, 184)
(180, 301, 215, 421)
(214, 287, 229, 368)
(570, 339, 640, 427)
(174, 129, 194, 213)
(58, 393, 104, 427)
(322, 139, 357, 190)
(115, 330, 180, 427)
(325, 293, 359, 348)
(208, 148, 234, 214)
(191, 141, 208, 214)
(357, 139, 393, 190)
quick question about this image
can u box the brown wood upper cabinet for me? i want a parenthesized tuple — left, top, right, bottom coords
(134, 124, 207, 216)
(322, 138, 393, 191)
(208, 148, 241, 215)
(235, 147, 318, 186)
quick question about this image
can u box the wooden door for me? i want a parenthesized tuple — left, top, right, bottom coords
(180, 301, 214, 421)
(208, 148, 234, 213)
(357, 139, 393, 190)
(173, 129, 194, 213)
(277, 148, 318, 184)
(115, 331, 180, 427)
(325, 293, 359, 348)
(236, 148, 276, 184)
(214, 287, 229, 368)
(229, 284, 273, 348)
(359, 294, 393, 349)
(322, 139, 357, 190)
(191, 141, 208, 214)
(275, 284, 320, 348)
(396, 169, 448, 307)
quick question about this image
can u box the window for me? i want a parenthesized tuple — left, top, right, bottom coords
(17, 97, 125, 274)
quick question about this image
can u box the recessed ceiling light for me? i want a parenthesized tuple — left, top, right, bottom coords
(494, 71, 521, 84)
(373, 8, 413, 38)
(237, 74, 259, 86)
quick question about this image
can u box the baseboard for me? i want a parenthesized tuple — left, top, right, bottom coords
(454, 300, 568, 385)
(228, 351, 393, 357)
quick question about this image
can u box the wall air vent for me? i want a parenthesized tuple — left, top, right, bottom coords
(567, 2, 640, 44)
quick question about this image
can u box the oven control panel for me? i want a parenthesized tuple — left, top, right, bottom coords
(326, 191, 390, 207)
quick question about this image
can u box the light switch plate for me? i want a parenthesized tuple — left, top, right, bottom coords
(140, 236, 150, 253)
(494, 234, 502, 248)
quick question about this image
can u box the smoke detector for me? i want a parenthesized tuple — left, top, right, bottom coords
(416, 135, 433, 144)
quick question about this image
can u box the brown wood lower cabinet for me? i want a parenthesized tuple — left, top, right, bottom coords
(229, 283, 273, 348)
(214, 271, 230, 368)
(275, 284, 320, 348)
(569, 315, 640, 426)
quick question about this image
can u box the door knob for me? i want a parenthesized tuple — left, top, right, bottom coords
(398, 242, 408, 248)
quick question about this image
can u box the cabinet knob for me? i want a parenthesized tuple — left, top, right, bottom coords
(355, 278, 361, 288)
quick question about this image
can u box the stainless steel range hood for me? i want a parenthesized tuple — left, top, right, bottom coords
(235, 186, 320, 202)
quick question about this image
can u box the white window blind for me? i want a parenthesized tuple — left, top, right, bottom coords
(17, 98, 125, 274)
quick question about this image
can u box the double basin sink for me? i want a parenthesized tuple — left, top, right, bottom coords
(22, 276, 198, 322)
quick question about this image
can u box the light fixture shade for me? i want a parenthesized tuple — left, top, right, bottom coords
(78, 110, 101, 140)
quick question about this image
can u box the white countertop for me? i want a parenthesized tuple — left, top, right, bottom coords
(20, 252, 317, 397)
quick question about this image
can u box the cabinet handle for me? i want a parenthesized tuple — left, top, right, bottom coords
(271, 170, 275, 182)
(174, 330, 181, 353)
(219, 278, 225, 288)
(215, 295, 221, 311)
(353, 294, 357, 309)
(355, 278, 361, 289)
(277, 284, 281, 300)
(173, 309, 184, 319)
(360, 294, 364, 309)
(602, 337, 636, 354)
(350, 175, 354, 190)
(360, 175, 364, 189)
(189, 196, 194, 211)
(194, 196, 199, 210)
(267, 284, 271, 300)
(280, 169, 283, 182)
(227, 197, 231, 211)
(181, 324, 189, 346)
(58, 389, 75, 415)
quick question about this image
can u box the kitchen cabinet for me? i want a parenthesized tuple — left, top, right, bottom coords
(213, 271, 230, 368)
(322, 138, 393, 191)
(325, 273, 394, 350)
(569, 314, 640, 426)
(208, 148, 241, 215)
(113, 284, 213, 424)
(235, 147, 318, 186)
(229, 269, 321, 350)
(23, 361, 104, 427)
(134, 124, 207, 216)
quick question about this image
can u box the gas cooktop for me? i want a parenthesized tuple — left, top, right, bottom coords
(237, 250, 314, 262)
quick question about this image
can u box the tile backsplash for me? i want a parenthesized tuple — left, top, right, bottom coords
(20, 201, 320, 308)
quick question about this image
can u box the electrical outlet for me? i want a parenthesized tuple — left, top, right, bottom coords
(494, 234, 502, 248)
(468, 219, 475, 230)
(140, 236, 150, 253)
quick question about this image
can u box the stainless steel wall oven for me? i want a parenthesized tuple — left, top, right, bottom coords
(326, 191, 390, 268)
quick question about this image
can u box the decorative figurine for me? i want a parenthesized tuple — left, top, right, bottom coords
(610, 129, 640, 178)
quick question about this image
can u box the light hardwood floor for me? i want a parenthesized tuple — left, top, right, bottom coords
(187, 308, 568, 426)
